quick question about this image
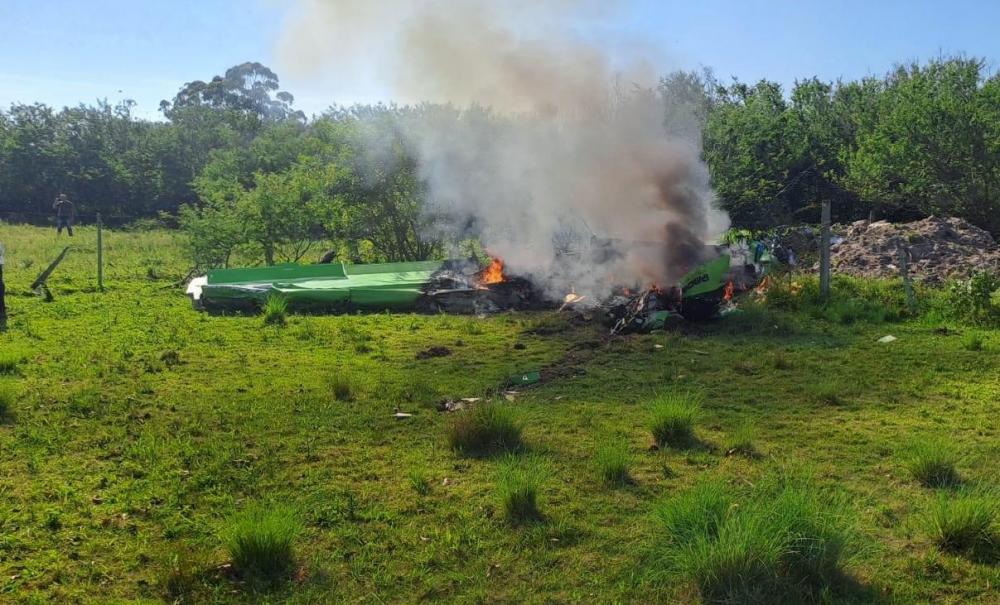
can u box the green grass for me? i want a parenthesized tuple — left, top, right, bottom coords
(924, 491, 998, 556)
(0, 223, 998, 603)
(650, 477, 854, 603)
(904, 438, 962, 487)
(724, 420, 759, 458)
(329, 375, 355, 401)
(262, 294, 288, 326)
(408, 468, 432, 496)
(496, 456, 543, 524)
(650, 392, 701, 448)
(0, 381, 15, 420)
(446, 402, 523, 457)
(223, 503, 302, 583)
(961, 332, 985, 351)
(595, 439, 633, 486)
(0, 352, 22, 375)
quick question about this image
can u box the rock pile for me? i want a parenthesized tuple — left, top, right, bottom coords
(830, 217, 1000, 283)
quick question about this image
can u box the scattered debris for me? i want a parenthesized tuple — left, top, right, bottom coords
(416, 346, 452, 360)
(437, 397, 481, 412)
(507, 371, 541, 387)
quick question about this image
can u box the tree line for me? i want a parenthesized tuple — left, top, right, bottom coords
(1, 56, 998, 268)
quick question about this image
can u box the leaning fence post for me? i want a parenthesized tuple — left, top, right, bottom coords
(899, 244, 916, 314)
(819, 200, 832, 300)
(97, 213, 104, 292)
(0, 241, 7, 329)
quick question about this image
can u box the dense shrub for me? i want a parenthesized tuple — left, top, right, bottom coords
(650, 393, 701, 448)
(761, 274, 910, 324)
(447, 403, 522, 457)
(223, 503, 301, 583)
(942, 271, 1000, 327)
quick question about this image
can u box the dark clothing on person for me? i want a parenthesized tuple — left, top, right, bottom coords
(53, 198, 75, 236)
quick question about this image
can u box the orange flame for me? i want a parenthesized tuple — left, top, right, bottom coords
(723, 280, 735, 302)
(479, 257, 506, 285)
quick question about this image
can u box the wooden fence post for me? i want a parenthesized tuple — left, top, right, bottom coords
(0, 243, 7, 329)
(819, 200, 832, 300)
(97, 213, 104, 292)
(899, 245, 917, 314)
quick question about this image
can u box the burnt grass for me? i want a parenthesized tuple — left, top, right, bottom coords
(0, 225, 997, 603)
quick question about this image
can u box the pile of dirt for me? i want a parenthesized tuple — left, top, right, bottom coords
(829, 217, 1000, 283)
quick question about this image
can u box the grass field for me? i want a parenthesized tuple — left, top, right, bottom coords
(0, 223, 997, 604)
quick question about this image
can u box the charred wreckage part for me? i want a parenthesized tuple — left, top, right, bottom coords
(415, 258, 549, 314)
(186, 248, 762, 330)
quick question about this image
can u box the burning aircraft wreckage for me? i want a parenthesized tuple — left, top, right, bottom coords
(186, 241, 768, 335)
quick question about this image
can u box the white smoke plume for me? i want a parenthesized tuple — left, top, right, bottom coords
(277, 0, 729, 297)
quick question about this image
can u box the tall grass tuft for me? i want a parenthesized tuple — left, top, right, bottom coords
(649, 476, 854, 603)
(408, 468, 432, 496)
(0, 381, 17, 420)
(961, 332, 985, 351)
(653, 480, 729, 546)
(924, 491, 997, 555)
(329, 375, 354, 402)
(595, 439, 633, 486)
(223, 503, 301, 583)
(650, 392, 701, 448)
(447, 402, 522, 457)
(0, 352, 22, 375)
(261, 295, 288, 326)
(725, 420, 759, 458)
(496, 456, 543, 524)
(903, 438, 961, 487)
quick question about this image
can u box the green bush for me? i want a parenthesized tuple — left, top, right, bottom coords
(762, 274, 910, 323)
(496, 456, 543, 524)
(649, 477, 853, 603)
(942, 271, 1000, 327)
(447, 403, 522, 457)
(903, 439, 961, 488)
(261, 295, 288, 326)
(595, 440, 633, 486)
(650, 393, 701, 448)
(223, 503, 301, 582)
(924, 491, 997, 555)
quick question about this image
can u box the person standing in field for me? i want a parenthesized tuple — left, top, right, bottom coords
(53, 194, 75, 236)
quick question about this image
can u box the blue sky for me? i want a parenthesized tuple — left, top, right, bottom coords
(1, 0, 998, 120)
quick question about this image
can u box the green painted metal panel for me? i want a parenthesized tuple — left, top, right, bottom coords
(207, 262, 347, 285)
(680, 254, 730, 299)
